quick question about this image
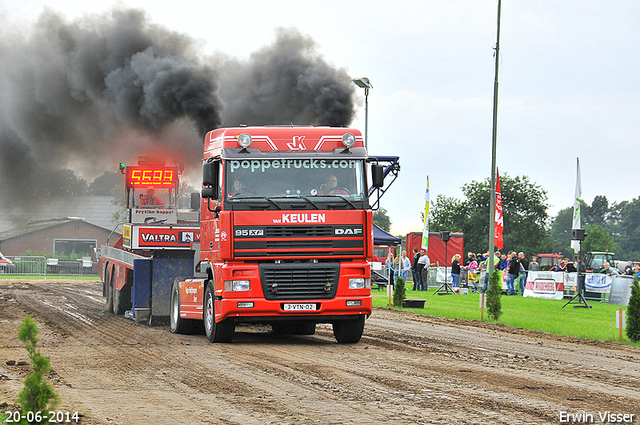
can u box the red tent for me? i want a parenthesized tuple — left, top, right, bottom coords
(406, 232, 464, 267)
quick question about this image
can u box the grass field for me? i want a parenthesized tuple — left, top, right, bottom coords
(373, 286, 638, 345)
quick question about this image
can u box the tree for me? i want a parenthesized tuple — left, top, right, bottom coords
(627, 276, 640, 342)
(393, 277, 406, 307)
(374, 207, 392, 232)
(581, 224, 616, 253)
(88, 171, 121, 195)
(549, 206, 573, 255)
(430, 173, 553, 255)
(17, 316, 59, 423)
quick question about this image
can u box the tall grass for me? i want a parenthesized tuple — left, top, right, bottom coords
(373, 287, 637, 344)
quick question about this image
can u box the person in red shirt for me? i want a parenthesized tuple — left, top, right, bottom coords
(140, 186, 166, 206)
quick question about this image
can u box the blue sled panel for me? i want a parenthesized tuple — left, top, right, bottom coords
(151, 250, 195, 323)
(132, 258, 152, 310)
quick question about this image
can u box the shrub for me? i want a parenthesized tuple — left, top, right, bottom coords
(627, 276, 640, 342)
(393, 277, 406, 307)
(17, 316, 59, 424)
(486, 271, 503, 321)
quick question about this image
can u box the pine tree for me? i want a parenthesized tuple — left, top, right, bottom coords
(393, 277, 406, 307)
(486, 271, 503, 321)
(626, 276, 640, 342)
(17, 316, 59, 424)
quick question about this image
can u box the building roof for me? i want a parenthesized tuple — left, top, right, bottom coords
(0, 196, 121, 234)
(0, 217, 111, 241)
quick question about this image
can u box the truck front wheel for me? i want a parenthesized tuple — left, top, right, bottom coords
(203, 281, 234, 343)
(170, 278, 195, 334)
(332, 315, 365, 343)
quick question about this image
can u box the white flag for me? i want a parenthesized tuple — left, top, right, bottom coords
(421, 177, 430, 250)
(571, 158, 582, 253)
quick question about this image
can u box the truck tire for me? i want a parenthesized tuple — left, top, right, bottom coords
(295, 322, 316, 335)
(170, 278, 196, 334)
(203, 281, 234, 343)
(105, 266, 114, 314)
(113, 281, 131, 316)
(332, 315, 365, 343)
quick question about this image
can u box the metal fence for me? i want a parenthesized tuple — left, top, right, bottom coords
(2, 256, 97, 276)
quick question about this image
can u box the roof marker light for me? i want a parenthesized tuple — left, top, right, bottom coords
(237, 133, 252, 148)
(342, 133, 356, 148)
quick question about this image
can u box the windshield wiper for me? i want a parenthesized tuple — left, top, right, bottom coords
(234, 196, 282, 209)
(324, 195, 357, 209)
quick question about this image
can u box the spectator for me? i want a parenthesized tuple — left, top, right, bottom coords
(518, 252, 529, 295)
(624, 261, 634, 276)
(565, 257, 577, 273)
(552, 256, 566, 272)
(451, 254, 462, 288)
(416, 249, 430, 291)
(506, 251, 519, 295)
(602, 262, 619, 276)
(411, 248, 421, 291)
(465, 253, 478, 271)
(463, 252, 475, 267)
(529, 255, 540, 271)
(399, 250, 411, 281)
(498, 253, 509, 270)
(385, 252, 397, 282)
(634, 264, 640, 278)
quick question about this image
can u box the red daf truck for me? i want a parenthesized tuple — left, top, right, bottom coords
(100, 127, 389, 343)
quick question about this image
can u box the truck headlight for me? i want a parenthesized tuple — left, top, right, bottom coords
(224, 280, 250, 291)
(349, 278, 370, 289)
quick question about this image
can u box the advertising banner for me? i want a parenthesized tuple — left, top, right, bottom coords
(130, 208, 177, 225)
(126, 226, 200, 250)
(585, 274, 612, 294)
(523, 271, 564, 300)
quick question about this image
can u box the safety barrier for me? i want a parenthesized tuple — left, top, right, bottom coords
(2, 256, 97, 276)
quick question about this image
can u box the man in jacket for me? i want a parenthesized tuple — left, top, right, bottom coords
(411, 248, 421, 290)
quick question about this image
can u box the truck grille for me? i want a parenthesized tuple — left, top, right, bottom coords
(259, 263, 340, 300)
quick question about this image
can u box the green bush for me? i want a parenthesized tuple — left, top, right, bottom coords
(486, 271, 503, 321)
(393, 277, 406, 307)
(17, 316, 59, 424)
(627, 276, 640, 342)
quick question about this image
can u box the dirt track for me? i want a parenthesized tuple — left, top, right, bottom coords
(1, 280, 639, 425)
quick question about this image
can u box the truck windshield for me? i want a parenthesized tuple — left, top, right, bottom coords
(225, 159, 368, 201)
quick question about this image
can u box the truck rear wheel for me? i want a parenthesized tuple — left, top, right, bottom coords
(113, 282, 131, 316)
(170, 278, 196, 334)
(105, 267, 114, 313)
(332, 315, 365, 343)
(203, 281, 234, 343)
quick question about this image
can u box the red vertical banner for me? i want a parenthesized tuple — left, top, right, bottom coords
(494, 169, 504, 249)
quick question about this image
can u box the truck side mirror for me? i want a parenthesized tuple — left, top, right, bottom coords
(372, 164, 384, 188)
(202, 161, 219, 199)
(202, 161, 218, 186)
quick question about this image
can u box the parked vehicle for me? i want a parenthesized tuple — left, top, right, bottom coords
(0, 251, 16, 274)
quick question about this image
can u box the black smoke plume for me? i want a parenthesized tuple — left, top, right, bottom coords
(0, 8, 356, 225)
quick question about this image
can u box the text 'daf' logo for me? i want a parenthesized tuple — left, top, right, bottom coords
(334, 227, 363, 236)
(287, 136, 306, 150)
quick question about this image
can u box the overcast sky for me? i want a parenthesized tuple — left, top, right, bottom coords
(2, 0, 639, 236)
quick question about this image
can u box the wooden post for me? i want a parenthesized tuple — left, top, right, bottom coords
(480, 293, 485, 320)
(619, 308, 623, 341)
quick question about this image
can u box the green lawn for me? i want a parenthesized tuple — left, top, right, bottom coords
(373, 286, 637, 345)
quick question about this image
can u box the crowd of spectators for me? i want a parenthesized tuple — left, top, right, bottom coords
(383, 248, 640, 293)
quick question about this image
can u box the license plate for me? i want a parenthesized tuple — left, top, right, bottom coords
(283, 303, 317, 311)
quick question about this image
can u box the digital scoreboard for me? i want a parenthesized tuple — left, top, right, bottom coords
(126, 167, 178, 188)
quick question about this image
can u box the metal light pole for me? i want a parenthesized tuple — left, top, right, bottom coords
(488, 0, 501, 274)
(352, 77, 373, 150)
